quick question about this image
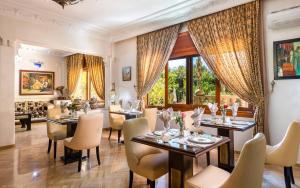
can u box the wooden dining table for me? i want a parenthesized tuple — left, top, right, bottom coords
(109, 110, 143, 120)
(132, 133, 230, 188)
(200, 119, 256, 172)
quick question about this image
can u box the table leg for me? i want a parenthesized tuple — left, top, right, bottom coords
(217, 128, 234, 172)
(66, 123, 77, 137)
(169, 151, 193, 188)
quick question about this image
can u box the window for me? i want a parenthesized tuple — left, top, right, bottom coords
(147, 32, 253, 117)
(72, 69, 102, 101)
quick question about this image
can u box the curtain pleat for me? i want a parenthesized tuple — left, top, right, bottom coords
(187, 0, 269, 141)
(137, 24, 181, 100)
(85, 55, 105, 100)
(67, 54, 83, 95)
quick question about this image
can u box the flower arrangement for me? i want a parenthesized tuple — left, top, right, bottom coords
(67, 103, 77, 112)
(175, 111, 186, 135)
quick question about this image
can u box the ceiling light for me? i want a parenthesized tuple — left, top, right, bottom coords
(52, 0, 83, 8)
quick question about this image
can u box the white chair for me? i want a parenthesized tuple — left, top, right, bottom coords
(265, 121, 300, 188)
(64, 113, 103, 172)
(144, 108, 158, 132)
(186, 133, 266, 188)
(109, 105, 125, 143)
(123, 118, 168, 188)
(47, 107, 69, 159)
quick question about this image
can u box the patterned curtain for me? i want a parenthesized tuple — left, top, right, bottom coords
(188, 0, 269, 140)
(137, 24, 181, 100)
(85, 55, 105, 100)
(67, 53, 83, 95)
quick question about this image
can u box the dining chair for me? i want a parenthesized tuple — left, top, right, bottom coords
(109, 105, 125, 143)
(123, 118, 168, 188)
(47, 107, 69, 159)
(186, 133, 266, 188)
(265, 121, 300, 188)
(64, 113, 103, 172)
(144, 108, 158, 132)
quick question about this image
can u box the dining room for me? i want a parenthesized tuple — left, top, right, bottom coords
(1, 0, 300, 188)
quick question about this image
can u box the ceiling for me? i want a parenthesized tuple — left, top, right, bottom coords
(0, 0, 254, 42)
(18, 43, 74, 57)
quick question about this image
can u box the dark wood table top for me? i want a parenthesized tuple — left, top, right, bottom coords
(47, 117, 78, 125)
(132, 134, 230, 158)
(200, 119, 256, 131)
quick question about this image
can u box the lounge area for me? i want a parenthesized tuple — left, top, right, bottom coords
(1, 0, 300, 188)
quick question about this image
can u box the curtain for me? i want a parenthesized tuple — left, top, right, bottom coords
(85, 55, 105, 100)
(188, 0, 269, 141)
(136, 24, 181, 100)
(67, 53, 83, 95)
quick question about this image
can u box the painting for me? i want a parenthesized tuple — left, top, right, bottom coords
(20, 70, 55, 95)
(122, 66, 131, 81)
(274, 38, 300, 80)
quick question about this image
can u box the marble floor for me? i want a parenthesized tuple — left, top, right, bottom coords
(0, 123, 299, 188)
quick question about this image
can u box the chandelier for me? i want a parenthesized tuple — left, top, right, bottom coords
(52, 0, 83, 8)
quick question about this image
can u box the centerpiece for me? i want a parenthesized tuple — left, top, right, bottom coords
(175, 111, 186, 136)
(67, 103, 77, 117)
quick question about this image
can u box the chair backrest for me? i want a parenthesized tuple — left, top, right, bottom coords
(221, 133, 266, 188)
(144, 108, 158, 132)
(47, 107, 69, 136)
(69, 113, 103, 150)
(123, 118, 160, 170)
(109, 105, 122, 112)
(278, 121, 300, 165)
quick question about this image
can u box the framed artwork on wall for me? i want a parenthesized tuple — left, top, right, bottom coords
(19, 70, 55, 95)
(122, 66, 131, 81)
(274, 38, 300, 80)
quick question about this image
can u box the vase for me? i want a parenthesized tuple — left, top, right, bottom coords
(221, 110, 227, 123)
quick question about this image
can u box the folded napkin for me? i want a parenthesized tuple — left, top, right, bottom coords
(191, 107, 205, 127)
(208, 103, 218, 113)
(230, 102, 239, 116)
(158, 108, 173, 129)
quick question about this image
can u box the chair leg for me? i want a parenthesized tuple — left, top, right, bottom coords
(87, 149, 90, 158)
(78, 150, 82, 172)
(54, 141, 57, 159)
(147, 179, 151, 185)
(206, 151, 210, 166)
(64, 146, 68, 165)
(108, 128, 112, 140)
(149, 180, 155, 188)
(129, 170, 133, 188)
(96, 146, 101, 165)
(47, 139, 52, 153)
(118, 130, 122, 143)
(289, 167, 295, 184)
(284, 167, 291, 188)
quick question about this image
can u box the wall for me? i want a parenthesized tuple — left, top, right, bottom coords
(263, 0, 300, 159)
(0, 15, 111, 147)
(15, 50, 67, 101)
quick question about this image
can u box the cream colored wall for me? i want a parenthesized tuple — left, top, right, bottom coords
(0, 15, 111, 147)
(15, 51, 67, 102)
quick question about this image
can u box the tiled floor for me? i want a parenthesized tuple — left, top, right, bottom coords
(0, 123, 298, 187)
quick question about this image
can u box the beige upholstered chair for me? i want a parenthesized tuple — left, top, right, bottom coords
(47, 107, 69, 159)
(265, 121, 300, 188)
(64, 113, 103, 172)
(186, 133, 266, 188)
(109, 105, 125, 143)
(123, 118, 168, 188)
(144, 108, 158, 132)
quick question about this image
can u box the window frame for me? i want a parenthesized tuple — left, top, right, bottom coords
(147, 55, 254, 118)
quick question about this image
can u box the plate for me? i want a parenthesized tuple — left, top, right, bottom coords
(153, 131, 163, 136)
(231, 121, 250, 125)
(188, 136, 215, 144)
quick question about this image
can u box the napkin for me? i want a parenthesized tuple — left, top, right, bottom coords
(230, 102, 239, 116)
(158, 108, 173, 129)
(191, 107, 205, 127)
(208, 103, 218, 113)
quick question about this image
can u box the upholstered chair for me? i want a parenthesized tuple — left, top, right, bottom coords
(64, 113, 103, 172)
(186, 133, 266, 188)
(123, 118, 168, 188)
(47, 107, 69, 159)
(144, 108, 158, 132)
(265, 121, 300, 188)
(109, 105, 125, 143)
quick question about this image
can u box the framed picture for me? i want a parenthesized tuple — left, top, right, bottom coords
(20, 70, 55, 95)
(274, 38, 300, 80)
(122, 66, 131, 81)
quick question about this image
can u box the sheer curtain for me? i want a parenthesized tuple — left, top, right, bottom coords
(188, 0, 269, 140)
(136, 24, 181, 101)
